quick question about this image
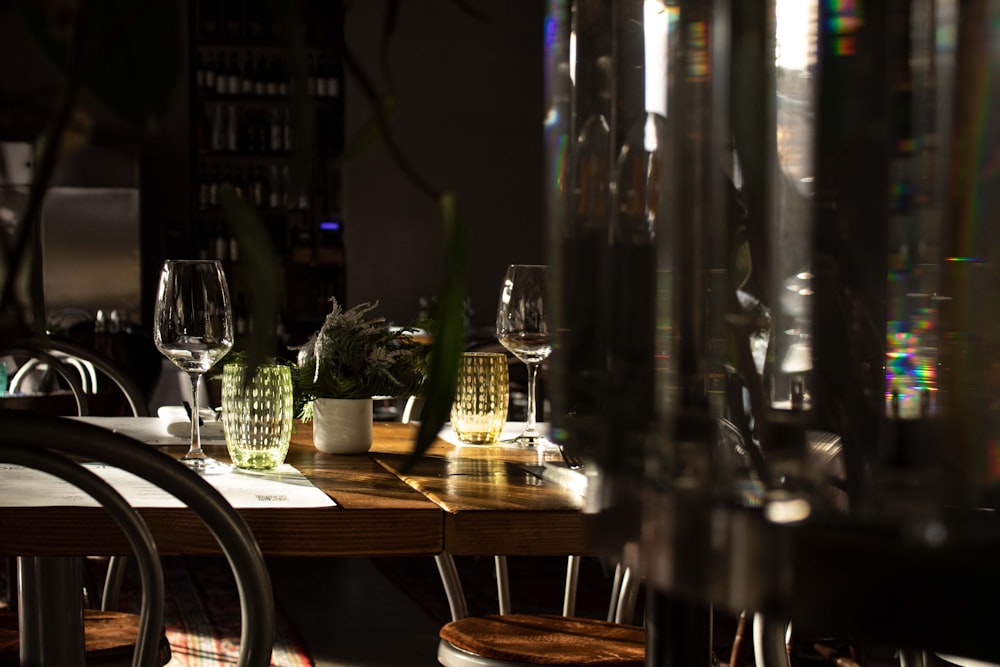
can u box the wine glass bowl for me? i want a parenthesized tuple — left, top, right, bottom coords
(154, 259, 234, 473)
(495, 264, 553, 447)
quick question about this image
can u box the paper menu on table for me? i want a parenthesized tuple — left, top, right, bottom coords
(69, 415, 225, 446)
(0, 463, 337, 509)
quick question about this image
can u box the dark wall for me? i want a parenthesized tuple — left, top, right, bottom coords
(342, 1, 546, 330)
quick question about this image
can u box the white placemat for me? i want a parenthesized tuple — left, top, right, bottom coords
(70, 414, 225, 446)
(0, 462, 336, 508)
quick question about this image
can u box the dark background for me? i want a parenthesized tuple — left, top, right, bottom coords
(0, 0, 546, 342)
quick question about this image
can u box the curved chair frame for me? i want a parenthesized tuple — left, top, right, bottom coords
(2, 335, 153, 612)
(436, 552, 643, 667)
(0, 444, 165, 667)
(3, 346, 91, 415)
(1, 409, 275, 667)
(3, 335, 151, 417)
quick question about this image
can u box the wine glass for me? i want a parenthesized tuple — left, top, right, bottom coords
(154, 260, 234, 473)
(496, 264, 553, 447)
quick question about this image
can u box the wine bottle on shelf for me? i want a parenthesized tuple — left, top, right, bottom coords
(204, 51, 216, 93)
(282, 106, 292, 152)
(277, 56, 289, 97)
(265, 55, 279, 97)
(324, 55, 339, 98)
(195, 51, 206, 92)
(315, 54, 327, 98)
(207, 166, 220, 207)
(269, 107, 283, 152)
(268, 163, 282, 209)
(223, 0, 242, 41)
(199, 0, 220, 41)
(197, 168, 209, 210)
(215, 52, 228, 95)
(212, 220, 229, 262)
(248, 166, 265, 208)
(240, 51, 253, 95)
(234, 296, 249, 337)
(280, 163, 291, 209)
(245, 0, 265, 41)
(210, 104, 225, 152)
(227, 52, 240, 95)
(226, 105, 239, 151)
(242, 110, 256, 153)
(308, 53, 319, 97)
(253, 53, 267, 96)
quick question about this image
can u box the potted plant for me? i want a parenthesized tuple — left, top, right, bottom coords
(293, 298, 430, 453)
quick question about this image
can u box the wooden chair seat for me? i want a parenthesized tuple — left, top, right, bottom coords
(0, 609, 171, 666)
(439, 613, 645, 666)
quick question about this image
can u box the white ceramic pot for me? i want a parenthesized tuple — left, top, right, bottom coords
(311, 398, 374, 454)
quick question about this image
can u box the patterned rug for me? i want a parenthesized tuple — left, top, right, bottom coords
(116, 556, 313, 667)
(1, 556, 313, 667)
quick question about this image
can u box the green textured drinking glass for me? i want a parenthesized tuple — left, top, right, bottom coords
(221, 362, 293, 470)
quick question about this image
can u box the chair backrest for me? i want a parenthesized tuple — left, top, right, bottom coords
(435, 553, 640, 624)
(0, 409, 275, 667)
(2, 335, 151, 417)
(0, 442, 165, 666)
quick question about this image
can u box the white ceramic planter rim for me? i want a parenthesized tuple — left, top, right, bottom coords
(311, 398, 374, 454)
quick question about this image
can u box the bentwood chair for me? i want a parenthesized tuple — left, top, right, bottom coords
(1, 334, 151, 418)
(0, 410, 275, 667)
(435, 553, 644, 667)
(0, 335, 152, 615)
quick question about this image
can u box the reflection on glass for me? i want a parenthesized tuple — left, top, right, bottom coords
(770, 0, 819, 409)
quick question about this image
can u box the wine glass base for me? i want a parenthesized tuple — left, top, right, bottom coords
(181, 457, 232, 475)
(499, 434, 553, 449)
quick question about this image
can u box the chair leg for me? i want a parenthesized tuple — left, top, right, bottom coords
(434, 553, 469, 621)
(615, 566, 640, 625)
(753, 613, 791, 667)
(562, 554, 580, 617)
(494, 556, 510, 615)
(102, 556, 128, 611)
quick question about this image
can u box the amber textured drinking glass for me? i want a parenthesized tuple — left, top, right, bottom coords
(450, 352, 509, 444)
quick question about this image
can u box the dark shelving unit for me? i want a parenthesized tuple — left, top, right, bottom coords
(190, 0, 346, 349)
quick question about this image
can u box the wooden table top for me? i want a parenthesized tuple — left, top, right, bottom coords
(368, 422, 597, 556)
(0, 420, 592, 558)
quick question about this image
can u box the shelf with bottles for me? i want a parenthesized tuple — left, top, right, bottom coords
(194, 46, 342, 102)
(195, 99, 342, 158)
(196, 154, 339, 213)
(195, 0, 342, 50)
(196, 197, 344, 267)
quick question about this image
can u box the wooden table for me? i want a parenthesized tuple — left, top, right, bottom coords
(369, 422, 598, 556)
(0, 421, 592, 558)
(1, 419, 593, 666)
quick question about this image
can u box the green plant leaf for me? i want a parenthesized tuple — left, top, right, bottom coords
(219, 185, 281, 376)
(18, 1, 181, 130)
(411, 192, 466, 465)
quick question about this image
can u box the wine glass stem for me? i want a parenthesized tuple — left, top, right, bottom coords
(524, 361, 540, 437)
(185, 372, 206, 461)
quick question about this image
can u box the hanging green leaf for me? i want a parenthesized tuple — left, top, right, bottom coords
(411, 192, 466, 464)
(219, 184, 282, 376)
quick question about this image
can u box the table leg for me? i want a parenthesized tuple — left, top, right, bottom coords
(17, 556, 86, 666)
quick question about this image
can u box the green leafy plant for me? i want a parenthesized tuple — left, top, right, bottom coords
(292, 299, 430, 416)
